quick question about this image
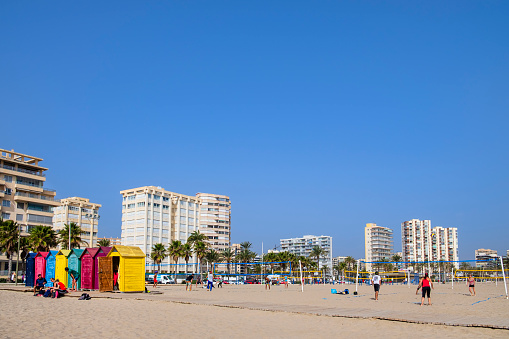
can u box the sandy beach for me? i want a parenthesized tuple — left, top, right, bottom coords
(1, 281, 508, 338)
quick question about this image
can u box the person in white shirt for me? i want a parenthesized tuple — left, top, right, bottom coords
(207, 271, 214, 291)
(372, 272, 381, 301)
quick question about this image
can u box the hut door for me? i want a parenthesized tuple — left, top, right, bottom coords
(98, 257, 113, 292)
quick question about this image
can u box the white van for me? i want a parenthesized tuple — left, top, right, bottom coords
(147, 274, 175, 284)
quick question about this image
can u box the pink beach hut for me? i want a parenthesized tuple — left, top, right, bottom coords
(34, 252, 49, 281)
(80, 247, 111, 290)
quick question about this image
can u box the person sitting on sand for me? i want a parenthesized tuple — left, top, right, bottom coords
(33, 274, 47, 296)
(416, 273, 434, 306)
(50, 279, 68, 298)
(467, 274, 476, 296)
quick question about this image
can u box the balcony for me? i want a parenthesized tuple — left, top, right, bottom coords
(1, 164, 46, 179)
(15, 183, 43, 193)
(14, 191, 61, 206)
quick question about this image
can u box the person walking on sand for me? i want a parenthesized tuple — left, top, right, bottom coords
(207, 271, 214, 291)
(284, 275, 288, 289)
(467, 274, 476, 296)
(416, 273, 434, 306)
(372, 271, 381, 301)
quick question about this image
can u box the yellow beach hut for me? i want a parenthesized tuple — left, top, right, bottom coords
(98, 246, 145, 293)
(55, 250, 71, 286)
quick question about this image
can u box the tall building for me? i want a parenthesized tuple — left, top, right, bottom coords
(120, 186, 201, 272)
(280, 235, 333, 270)
(52, 197, 101, 248)
(196, 193, 231, 251)
(364, 223, 393, 271)
(475, 249, 498, 268)
(401, 219, 459, 269)
(0, 148, 59, 274)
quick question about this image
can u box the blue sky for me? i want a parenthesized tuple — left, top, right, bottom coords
(1, 1, 508, 259)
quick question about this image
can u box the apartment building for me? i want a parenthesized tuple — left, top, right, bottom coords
(52, 197, 101, 248)
(475, 248, 498, 268)
(364, 223, 394, 272)
(97, 237, 121, 246)
(120, 186, 201, 272)
(332, 256, 347, 267)
(401, 219, 459, 269)
(0, 149, 59, 274)
(196, 193, 231, 251)
(280, 235, 333, 270)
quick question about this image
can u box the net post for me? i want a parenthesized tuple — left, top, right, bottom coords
(451, 267, 454, 289)
(355, 260, 360, 294)
(299, 260, 303, 292)
(500, 256, 508, 299)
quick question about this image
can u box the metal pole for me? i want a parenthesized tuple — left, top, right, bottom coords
(500, 256, 508, 299)
(261, 242, 263, 280)
(355, 259, 360, 294)
(15, 223, 21, 286)
(299, 260, 303, 292)
(68, 223, 71, 250)
(451, 268, 454, 289)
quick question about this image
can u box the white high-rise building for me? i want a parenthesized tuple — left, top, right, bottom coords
(364, 223, 393, 271)
(120, 186, 201, 273)
(280, 235, 333, 270)
(401, 219, 459, 269)
(196, 193, 231, 251)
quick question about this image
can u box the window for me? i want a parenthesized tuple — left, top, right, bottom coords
(16, 214, 23, 221)
(5, 188, 12, 195)
(4, 175, 12, 182)
(137, 202, 145, 207)
(69, 206, 79, 212)
(127, 203, 135, 209)
(163, 197, 169, 202)
(1, 213, 10, 219)
(180, 208, 186, 215)
(154, 195, 160, 200)
(27, 214, 52, 224)
(180, 201, 187, 207)
(2, 200, 11, 207)
(162, 205, 169, 210)
(153, 203, 160, 208)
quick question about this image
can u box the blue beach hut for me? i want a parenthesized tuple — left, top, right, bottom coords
(45, 250, 58, 287)
(68, 249, 84, 290)
(25, 253, 37, 287)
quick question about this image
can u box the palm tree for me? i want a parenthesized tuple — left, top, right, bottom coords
(309, 245, 324, 269)
(391, 254, 402, 270)
(338, 261, 347, 281)
(194, 241, 208, 276)
(205, 249, 221, 272)
(97, 239, 111, 247)
(150, 243, 167, 273)
(181, 243, 193, 274)
(168, 240, 183, 280)
(344, 256, 356, 271)
(0, 219, 20, 278)
(28, 225, 58, 252)
(58, 222, 87, 249)
(221, 248, 235, 275)
(238, 242, 253, 274)
(187, 231, 208, 246)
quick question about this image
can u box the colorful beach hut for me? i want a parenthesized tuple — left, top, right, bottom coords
(34, 252, 49, 281)
(95, 247, 111, 288)
(98, 246, 145, 292)
(45, 250, 58, 287)
(80, 248, 99, 290)
(67, 249, 84, 289)
(55, 249, 71, 286)
(25, 253, 37, 287)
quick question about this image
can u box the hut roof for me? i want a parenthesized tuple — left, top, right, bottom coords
(71, 249, 84, 257)
(109, 245, 145, 258)
(36, 252, 49, 258)
(99, 246, 112, 254)
(28, 253, 37, 259)
(57, 250, 71, 257)
(49, 250, 58, 256)
(81, 247, 100, 259)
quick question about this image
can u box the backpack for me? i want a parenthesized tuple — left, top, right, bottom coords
(78, 293, 91, 300)
(43, 290, 52, 298)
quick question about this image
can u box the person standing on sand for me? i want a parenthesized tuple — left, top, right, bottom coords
(65, 267, 80, 291)
(372, 271, 381, 301)
(416, 273, 434, 306)
(207, 271, 214, 291)
(186, 273, 193, 291)
(153, 271, 158, 288)
(265, 276, 271, 290)
(284, 275, 288, 288)
(467, 274, 476, 296)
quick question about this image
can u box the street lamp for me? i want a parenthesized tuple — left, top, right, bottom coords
(84, 213, 100, 247)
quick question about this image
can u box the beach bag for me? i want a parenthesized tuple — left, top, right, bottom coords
(43, 290, 52, 298)
(344, 289, 349, 295)
(78, 293, 91, 300)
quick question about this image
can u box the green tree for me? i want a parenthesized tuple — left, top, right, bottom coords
(58, 222, 87, 249)
(28, 225, 58, 252)
(97, 239, 111, 247)
(150, 243, 167, 273)
(205, 249, 221, 272)
(187, 231, 208, 247)
(344, 256, 356, 271)
(0, 219, 21, 277)
(221, 248, 235, 274)
(168, 240, 183, 280)
(309, 246, 324, 269)
(181, 243, 193, 274)
(193, 241, 208, 275)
